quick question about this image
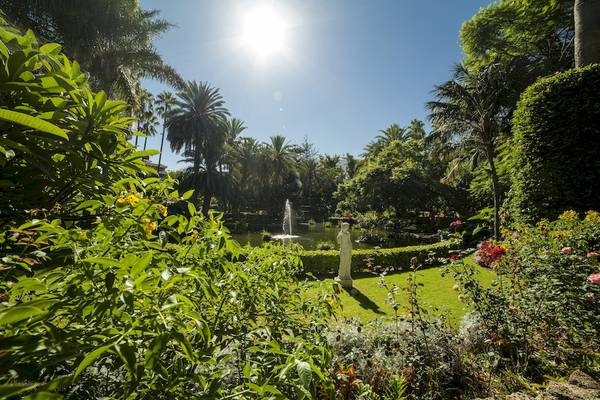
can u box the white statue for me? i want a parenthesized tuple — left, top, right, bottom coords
(336, 222, 353, 289)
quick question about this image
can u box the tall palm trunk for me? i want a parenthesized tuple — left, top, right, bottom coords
(486, 144, 501, 240)
(157, 120, 166, 174)
(575, 0, 600, 67)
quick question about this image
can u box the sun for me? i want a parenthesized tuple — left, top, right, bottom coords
(241, 5, 287, 59)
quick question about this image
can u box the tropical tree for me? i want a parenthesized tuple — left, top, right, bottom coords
(365, 123, 405, 156)
(345, 153, 359, 179)
(575, 0, 600, 67)
(155, 91, 176, 172)
(139, 94, 159, 151)
(406, 118, 426, 140)
(427, 64, 512, 239)
(0, 0, 182, 102)
(167, 81, 229, 214)
(265, 135, 297, 185)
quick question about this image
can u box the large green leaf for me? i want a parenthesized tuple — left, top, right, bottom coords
(0, 306, 44, 326)
(0, 108, 68, 139)
(74, 345, 113, 379)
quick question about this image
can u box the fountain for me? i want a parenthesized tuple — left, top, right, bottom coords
(272, 199, 299, 241)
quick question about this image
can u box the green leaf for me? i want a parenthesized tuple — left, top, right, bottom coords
(0, 306, 44, 326)
(0, 384, 39, 397)
(181, 190, 194, 200)
(187, 202, 196, 217)
(0, 108, 68, 139)
(296, 360, 312, 390)
(74, 345, 112, 379)
(125, 149, 159, 161)
(23, 391, 64, 400)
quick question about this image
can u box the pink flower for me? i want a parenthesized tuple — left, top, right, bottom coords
(560, 246, 571, 254)
(587, 251, 599, 258)
(450, 219, 463, 228)
(588, 273, 600, 285)
(450, 253, 460, 261)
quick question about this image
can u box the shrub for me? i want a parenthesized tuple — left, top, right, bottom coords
(449, 210, 600, 378)
(300, 241, 453, 275)
(0, 17, 154, 225)
(316, 240, 335, 250)
(0, 22, 335, 399)
(510, 64, 600, 223)
(328, 319, 469, 399)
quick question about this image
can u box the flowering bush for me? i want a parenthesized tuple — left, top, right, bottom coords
(473, 240, 506, 268)
(450, 210, 600, 380)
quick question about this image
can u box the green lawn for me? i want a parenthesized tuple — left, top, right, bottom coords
(316, 259, 496, 328)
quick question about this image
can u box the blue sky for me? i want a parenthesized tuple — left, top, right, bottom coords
(140, 0, 492, 170)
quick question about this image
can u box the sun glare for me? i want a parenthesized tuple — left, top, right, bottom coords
(241, 5, 287, 60)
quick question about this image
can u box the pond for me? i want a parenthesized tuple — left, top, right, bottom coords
(230, 223, 435, 250)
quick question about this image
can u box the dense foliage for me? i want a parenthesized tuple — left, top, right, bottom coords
(335, 138, 455, 218)
(510, 64, 600, 222)
(0, 22, 335, 399)
(0, 18, 154, 225)
(0, 0, 181, 102)
(450, 210, 600, 383)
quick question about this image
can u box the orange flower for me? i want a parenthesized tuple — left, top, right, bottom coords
(144, 219, 157, 235)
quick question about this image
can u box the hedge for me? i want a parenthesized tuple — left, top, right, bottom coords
(299, 241, 453, 275)
(510, 64, 600, 222)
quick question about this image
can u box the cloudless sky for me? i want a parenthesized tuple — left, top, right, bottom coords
(140, 0, 492, 170)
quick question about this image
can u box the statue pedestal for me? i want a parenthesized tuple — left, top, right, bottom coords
(335, 276, 353, 290)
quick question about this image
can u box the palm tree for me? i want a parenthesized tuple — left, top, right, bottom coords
(265, 135, 296, 185)
(167, 81, 229, 214)
(220, 118, 247, 173)
(406, 119, 426, 140)
(133, 89, 153, 148)
(345, 153, 359, 179)
(365, 123, 405, 156)
(575, 0, 600, 67)
(155, 91, 176, 173)
(0, 0, 182, 102)
(427, 64, 511, 240)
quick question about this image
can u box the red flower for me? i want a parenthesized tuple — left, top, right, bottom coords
(560, 246, 571, 255)
(474, 241, 506, 268)
(450, 219, 463, 227)
(588, 273, 600, 285)
(450, 253, 460, 261)
(587, 251, 599, 258)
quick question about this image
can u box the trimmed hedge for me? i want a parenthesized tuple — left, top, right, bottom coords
(510, 64, 600, 222)
(299, 241, 453, 275)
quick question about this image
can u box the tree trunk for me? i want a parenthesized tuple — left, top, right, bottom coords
(157, 120, 166, 176)
(575, 0, 600, 67)
(486, 145, 501, 240)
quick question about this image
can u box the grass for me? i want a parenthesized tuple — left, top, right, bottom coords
(315, 258, 496, 328)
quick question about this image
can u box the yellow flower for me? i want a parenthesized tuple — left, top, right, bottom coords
(127, 194, 141, 206)
(116, 195, 126, 206)
(191, 230, 199, 241)
(159, 205, 168, 217)
(585, 210, 600, 224)
(144, 218, 157, 235)
(326, 296, 334, 306)
(558, 210, 578, 221)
